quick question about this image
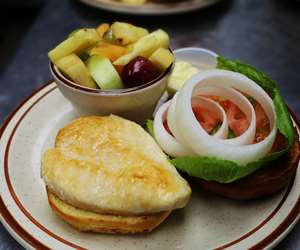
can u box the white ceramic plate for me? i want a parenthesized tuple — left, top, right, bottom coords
(78, 0, 223, 15)
(1, 82, 300, 250)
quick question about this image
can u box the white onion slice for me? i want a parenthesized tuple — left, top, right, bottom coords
(154, 100, 192, 157)
(167, 93, 192, 149)
(154, 94, 230, 156)
(175, 70, 276, 165)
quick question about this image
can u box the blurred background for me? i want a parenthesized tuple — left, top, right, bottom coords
(0, 0, 299, 249)
(1, 0, 300, 124)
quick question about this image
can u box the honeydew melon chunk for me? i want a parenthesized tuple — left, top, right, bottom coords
(86, 55, 124, 90)
(113, 29, 169, 66)
(56, 54, 97, 88)
(167, 61, 200, 95)
(48, 28, 100, 63)
(111, 22, 148, 45)
(149, 48, 174, 72)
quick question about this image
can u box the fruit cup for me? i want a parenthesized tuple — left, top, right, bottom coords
(50, 60, 173, 124)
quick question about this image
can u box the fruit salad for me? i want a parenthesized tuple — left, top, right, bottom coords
(48, 22, 174, 90)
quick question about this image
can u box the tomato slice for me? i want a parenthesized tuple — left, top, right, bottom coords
(163, 106, 221, 136)
(220, 100, 249, 137)
(192, 107, 220, 133)
(254, 102, 270, 142)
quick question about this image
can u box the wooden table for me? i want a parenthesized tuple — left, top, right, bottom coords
(0, 0, 299, 249)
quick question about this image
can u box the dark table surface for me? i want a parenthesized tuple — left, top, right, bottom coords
(0, 0, 299, 249)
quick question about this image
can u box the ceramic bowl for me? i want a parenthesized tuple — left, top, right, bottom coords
(173, 47, 218, 68)
(50, 61, 173, 124)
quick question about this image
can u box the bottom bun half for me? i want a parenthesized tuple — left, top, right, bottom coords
(47, 190, 171, 234)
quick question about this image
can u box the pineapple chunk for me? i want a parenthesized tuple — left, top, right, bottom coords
(96, 23, 110, 37)
(55, 54, 97, 88)
(48, 29, 100, 63)
(149, 48, 174, 72)
(111, 22, 148, 45)
(68, 28, 81, 37)
(113, 29, 169, 66)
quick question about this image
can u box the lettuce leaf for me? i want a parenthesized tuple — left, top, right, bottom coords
(170, 57, 295, 183)
(273, 88, 295, 150)
(227, 127, 235, 139)
(146, 119, 154, 137)
(170, 156, 263, 183)
(217, 56, 276, 96)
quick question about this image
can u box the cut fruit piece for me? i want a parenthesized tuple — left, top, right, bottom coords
(55, 54, 97, 88)
(126, 43, 134, 53)
(90, 42, 126, 61)
(111, 22, 148, 45)
(48, 29, 100, 63)
(147, 29, 169, 49)
(86, 55, 124, 90)
(68, 28, 82, 38)
(96, 23, 110, 37)
(122, 56, 160, 88)
(103, 28, 120, 45)
(114, 64, 124, 75)
(113, 29, 169, 66)
(167, 61, 200, 95)
(149, 48, 174, 72)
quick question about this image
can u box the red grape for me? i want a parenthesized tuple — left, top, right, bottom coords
(122, 56, 160, 88)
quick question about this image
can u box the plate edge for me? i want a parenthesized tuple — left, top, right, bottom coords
(0, 81, 55, 250)
(78, 0, 223, 15)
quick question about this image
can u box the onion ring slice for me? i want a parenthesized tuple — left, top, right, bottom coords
(174, 70, 276, 165)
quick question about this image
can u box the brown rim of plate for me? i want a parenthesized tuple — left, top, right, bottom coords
(50, 53, 173, 94)
(2, 84, 87, 250)
(0, 82, 299, 249)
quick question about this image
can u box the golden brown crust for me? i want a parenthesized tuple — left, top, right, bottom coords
(194, 130, 300, 200)
(47, 190, 171, 234)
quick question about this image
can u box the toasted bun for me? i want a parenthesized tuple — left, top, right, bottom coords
(47, 190, 171, 234)
(194, 131, 300, 200)
(42, 115, 191, 215)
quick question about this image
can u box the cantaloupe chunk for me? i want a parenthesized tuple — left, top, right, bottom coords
(90, 43, 126, 61)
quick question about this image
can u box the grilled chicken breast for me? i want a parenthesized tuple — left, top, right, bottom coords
(42, 115, 191, 216)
